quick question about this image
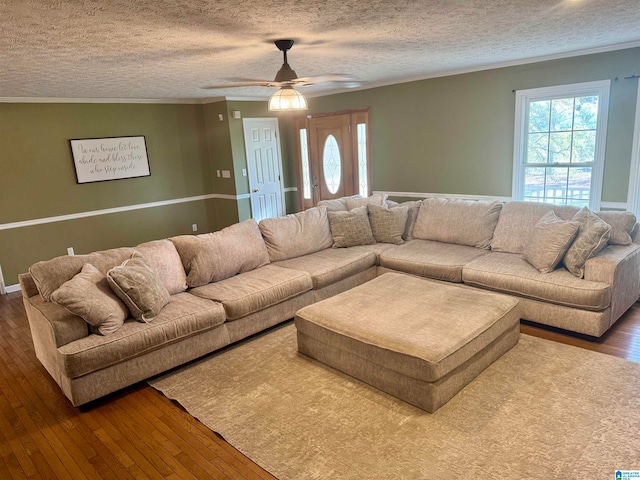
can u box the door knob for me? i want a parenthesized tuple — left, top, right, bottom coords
(253, 188, 259, 192)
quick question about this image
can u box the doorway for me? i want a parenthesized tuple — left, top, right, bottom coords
(243, 117, 286, 222)
(294, 109, 372, 210)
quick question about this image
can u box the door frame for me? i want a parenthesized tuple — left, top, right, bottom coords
(242, 117, 286, 219)
(294, 108, 372, 210)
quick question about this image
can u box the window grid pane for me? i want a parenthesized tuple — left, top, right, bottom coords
(299, 129, 311, 200)
(523, 165, 591, 206)
(523, 92, 599, 205)
(357, 123, 367, 197)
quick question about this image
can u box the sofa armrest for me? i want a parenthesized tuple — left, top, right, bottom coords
(19, 273, 39, 298)
(584, 244, 640, 325)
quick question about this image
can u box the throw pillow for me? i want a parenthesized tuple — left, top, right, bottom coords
(390, 200, 422, 240)
(327, 206, 376, 248)
(563, 207, 611, 278)
(107, 254, 171, 322)
(368, 204, 408, 245)
(595, 211, 637, 245)
(345, 193, 388, 210)
(51, 263, 128, 335)
(523, 211, 580, 273)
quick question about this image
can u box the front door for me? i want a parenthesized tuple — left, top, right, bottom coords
(294, 109, 371, 210)
(243, 118, 285, 221)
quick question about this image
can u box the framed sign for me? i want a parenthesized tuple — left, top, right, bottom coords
(69, 136, 150, 184)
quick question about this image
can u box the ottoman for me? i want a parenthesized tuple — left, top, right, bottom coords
(294, 272, 520, 412)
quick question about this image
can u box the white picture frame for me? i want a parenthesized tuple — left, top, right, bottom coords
(69, 136, 151, 184)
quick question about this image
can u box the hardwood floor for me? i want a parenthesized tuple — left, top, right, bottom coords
(2, 290, 640, 479)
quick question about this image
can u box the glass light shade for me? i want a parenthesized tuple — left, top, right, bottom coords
(268, 87, 308, 111)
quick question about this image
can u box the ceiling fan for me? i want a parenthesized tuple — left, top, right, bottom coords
(202, 40, 359, 110)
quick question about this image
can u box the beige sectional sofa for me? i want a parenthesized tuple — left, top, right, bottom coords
(19, 196, 640, 406)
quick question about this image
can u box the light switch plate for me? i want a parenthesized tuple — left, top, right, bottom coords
(216, 170, 221, 177)
(222, 170, 231, 178)
(242, 168, 247, 176)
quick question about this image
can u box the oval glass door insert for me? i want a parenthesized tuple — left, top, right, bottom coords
(323, 134, 341, 194)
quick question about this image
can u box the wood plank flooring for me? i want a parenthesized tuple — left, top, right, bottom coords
(2, 290, 640, 479)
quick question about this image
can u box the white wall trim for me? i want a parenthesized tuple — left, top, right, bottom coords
(3, 284, 21, 294)
(0, 193, 246, 231)
(600, 201, 629, 211)
(374, 191, 513, 202)
(0, 264, 5, 295)
(375, 191, 628, 210)
(627, 82, 640, 216)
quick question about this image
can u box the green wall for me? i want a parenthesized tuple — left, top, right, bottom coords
(308, 47, 640, 202)
(0, 102, 223, 285)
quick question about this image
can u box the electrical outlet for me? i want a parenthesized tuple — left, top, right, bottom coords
(192, 224, 198, 232)
(67, 247, 75, 256)
(218, 113, 224, 121)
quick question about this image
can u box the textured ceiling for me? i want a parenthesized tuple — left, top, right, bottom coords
(1, 0, 639, 101)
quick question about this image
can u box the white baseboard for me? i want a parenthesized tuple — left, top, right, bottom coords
(4, 284, 21, 294)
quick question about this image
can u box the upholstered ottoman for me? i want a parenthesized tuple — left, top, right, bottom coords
(294, 272, 520, 412)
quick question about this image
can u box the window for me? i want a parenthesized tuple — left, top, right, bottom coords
(513, 80, 610, 210)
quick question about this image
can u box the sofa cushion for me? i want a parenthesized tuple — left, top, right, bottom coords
(107, 254, 171, 322)
(30, 247, 137, 301)
(595, 211, 637, 245)
(57, 293, 226, 378)
(491, 201, 580, 254)
(379, 239, 489, 283)
(328, 206, 376, 248)
(51, 264, 129, 336)
(317, 195, 361, 212)
(563, 208, 611, 278)
(189, 265, 312, 320)
(259, 206, 333, 261)
(275, 248, 377, 289)
(345, 193, 388, 210)
(463, 252, 610, 310)
(523, 211, 580, 273)
(368, 203, 407, 245)
(135, 239, 188, 295)
(412, 198, 503, 249)
(171, 219, 270, 288)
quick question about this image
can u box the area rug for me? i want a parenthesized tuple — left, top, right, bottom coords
(149, 323, 640, 479)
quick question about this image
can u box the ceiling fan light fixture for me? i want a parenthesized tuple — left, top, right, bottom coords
(268, 87, 308, 111)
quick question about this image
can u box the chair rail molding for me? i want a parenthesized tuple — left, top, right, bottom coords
(0, 193, 248, 231)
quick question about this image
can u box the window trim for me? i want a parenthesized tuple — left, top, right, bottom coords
(512, 79, 610, 210)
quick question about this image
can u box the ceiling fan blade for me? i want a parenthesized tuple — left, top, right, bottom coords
(294, 74, 357, 84)
(202, 82, 274, 89)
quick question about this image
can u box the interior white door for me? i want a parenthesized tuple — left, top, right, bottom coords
(243, 118, 285, 222)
